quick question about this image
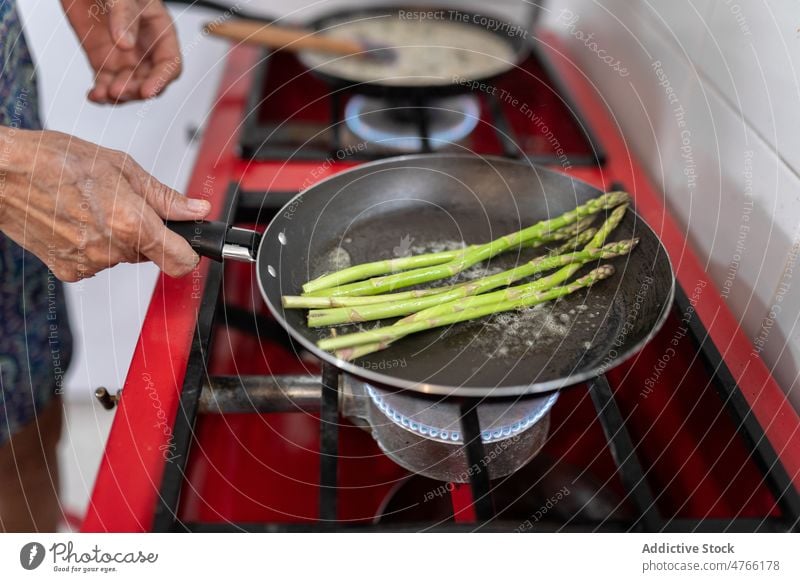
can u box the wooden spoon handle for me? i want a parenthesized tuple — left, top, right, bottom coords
(206, 19, 364, 56)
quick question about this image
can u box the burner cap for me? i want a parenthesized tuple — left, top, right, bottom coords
(366, 384, 558, 445)
(344, 95, 480, 152)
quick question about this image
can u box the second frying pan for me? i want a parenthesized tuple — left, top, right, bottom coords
(169, 154, 674, 397)
(169, 1, 531, 99)
(297, 6, 531, 98)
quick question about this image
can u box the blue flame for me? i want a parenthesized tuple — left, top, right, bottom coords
(345, 95, 480, 152)
(366, 385, 558, 444)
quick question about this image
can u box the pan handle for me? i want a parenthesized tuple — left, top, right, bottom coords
(165, 220, 261, 263)
(163, 0, 276, 23)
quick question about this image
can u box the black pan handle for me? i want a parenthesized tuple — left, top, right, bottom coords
(163, 0, 275, 23)
(166, 220, 261, 263)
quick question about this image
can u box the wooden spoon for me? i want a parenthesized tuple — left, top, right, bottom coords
(206, 19, 395, 62)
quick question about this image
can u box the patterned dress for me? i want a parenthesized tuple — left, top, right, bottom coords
(0, 0, 72, 445)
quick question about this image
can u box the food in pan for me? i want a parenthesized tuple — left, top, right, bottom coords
(300, 14, 517, 86)
(281, 192, 636, 359)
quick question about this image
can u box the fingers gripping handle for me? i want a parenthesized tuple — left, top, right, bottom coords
(165, 220, 261, 262)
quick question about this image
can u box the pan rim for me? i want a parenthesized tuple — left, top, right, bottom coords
(257, 153, 676, 397)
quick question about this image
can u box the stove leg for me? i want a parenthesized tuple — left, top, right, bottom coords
(319, 362, 340, 522)
(588, 374, 661, 531)
(458, 400, 495, 523)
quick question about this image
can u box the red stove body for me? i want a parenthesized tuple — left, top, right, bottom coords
(83, 38, 800, 532)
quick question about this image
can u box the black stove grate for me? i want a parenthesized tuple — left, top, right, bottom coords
(238, 47, 605, 166)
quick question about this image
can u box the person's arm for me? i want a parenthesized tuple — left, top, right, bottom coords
(61, 0, 182, 103)
(0, 127, 209, 281)
(0, 0, 208, 281)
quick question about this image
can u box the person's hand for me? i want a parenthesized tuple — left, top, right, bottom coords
(60, 0, 182, 103)
(0, 128, 211, 282)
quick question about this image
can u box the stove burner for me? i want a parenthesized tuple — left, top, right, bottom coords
(344, 94, 480, 151)
(344, 380, 558, 482)
(366, 385, 557, 444)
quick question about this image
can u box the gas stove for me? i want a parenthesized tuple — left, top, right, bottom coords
(83, 38, 800, 533)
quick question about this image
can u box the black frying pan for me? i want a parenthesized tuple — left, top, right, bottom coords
(169, 154, 674, 397)
(166, 1, 531, 99)
(298, 6, 531, 99)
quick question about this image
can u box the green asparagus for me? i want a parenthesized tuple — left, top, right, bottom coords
(332, 204, 629, 359)
(321, 265, 616, 353)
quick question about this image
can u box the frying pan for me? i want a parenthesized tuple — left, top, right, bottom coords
(166, 1, 531, 98)
(297, 6, 531, 98)
(168, 154, 675, 397)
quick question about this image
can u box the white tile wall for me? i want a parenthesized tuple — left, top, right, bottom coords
(545, 0, 800, 409)
(639, 0, 715, 57)
(695, 0, 800, 173)
(541, 0, 697, 189)
(660, 81, 800, 339)
(759, 240, 800, 404)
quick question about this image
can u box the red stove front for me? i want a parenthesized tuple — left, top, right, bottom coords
(82, 41, 800, 533)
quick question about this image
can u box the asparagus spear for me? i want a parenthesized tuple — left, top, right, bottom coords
(301, 247, 471, 295)
(304, 192, 628, 297)
(334, 204, 629, 359)
(320, 265, 616, 353)
(306, 239, 637, 327)
(522, 215, 596, 248)
(282, 286, 457, 309)
(547, 226, 598, 256)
